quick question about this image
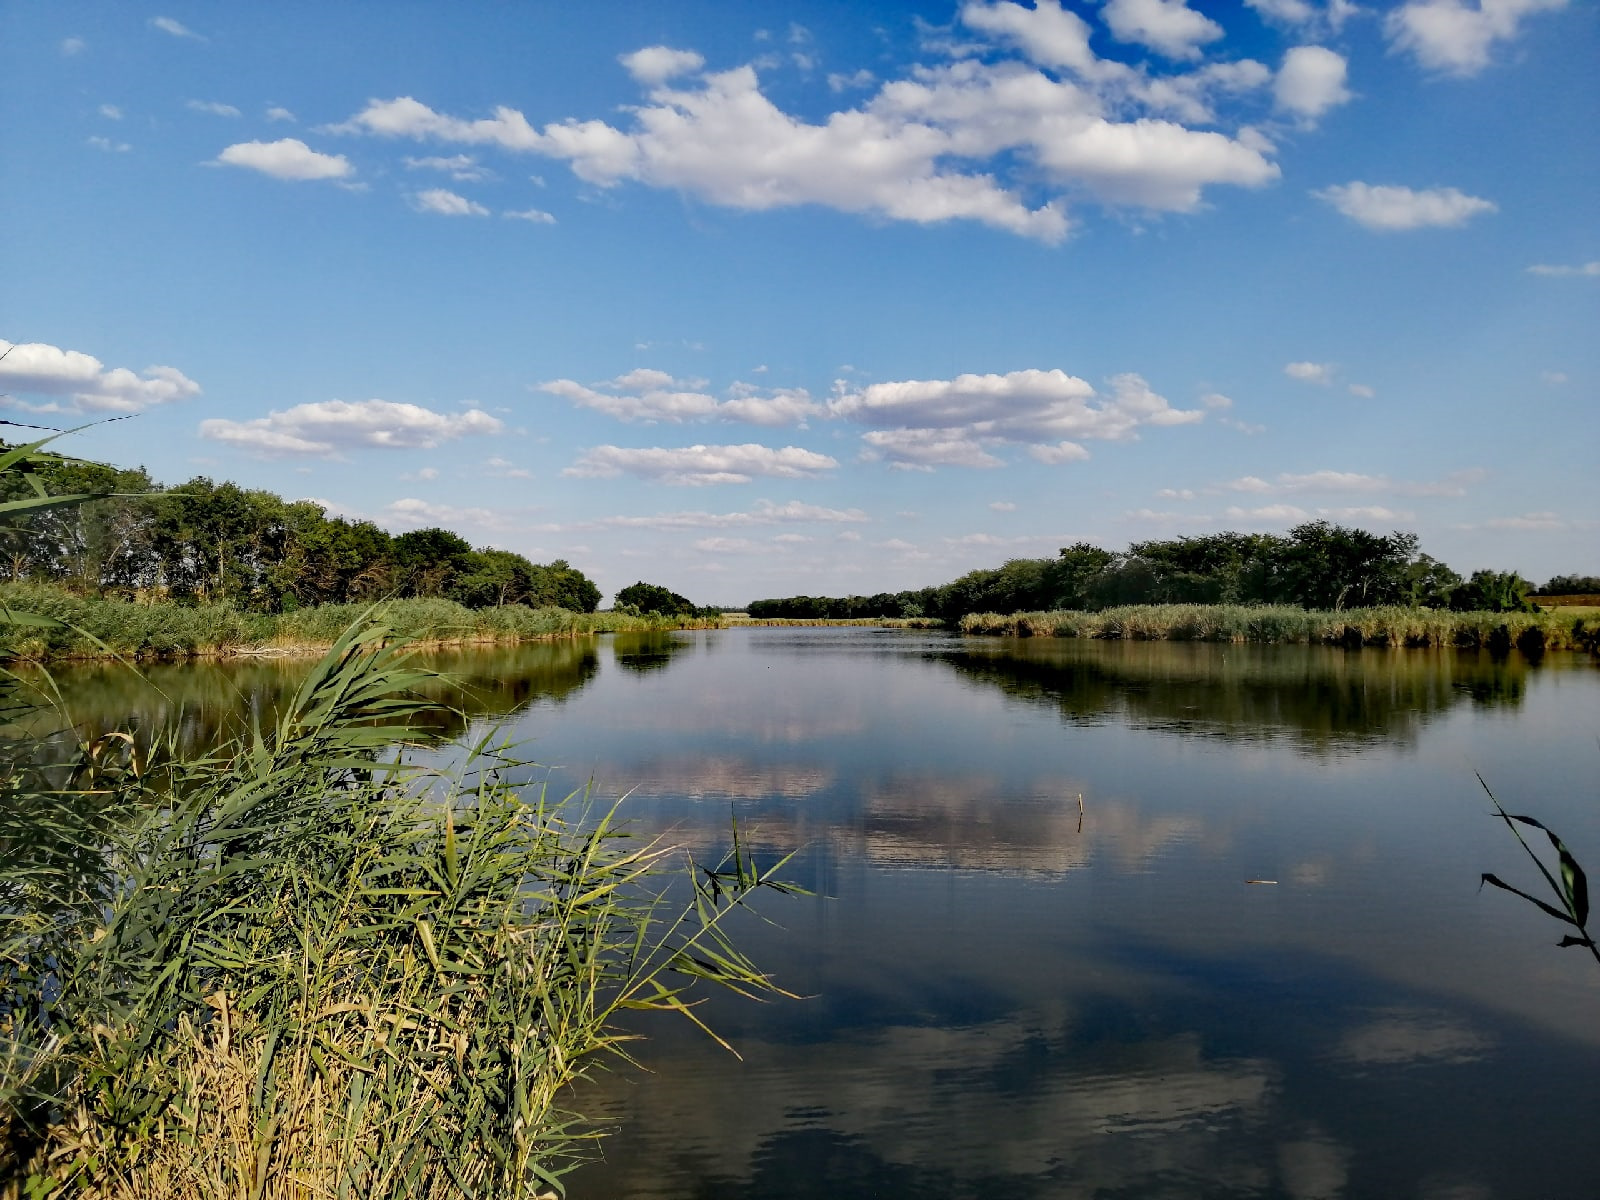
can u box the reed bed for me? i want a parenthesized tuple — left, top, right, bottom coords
(1, 618, 794, 1198)
(721, 615, 943, 628)
(0, 583, 719, 661)
(960, 603, 1597, 652)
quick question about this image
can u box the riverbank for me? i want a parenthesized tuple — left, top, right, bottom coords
(0, 582, 720, 661)
(959, 602, 1600, 651)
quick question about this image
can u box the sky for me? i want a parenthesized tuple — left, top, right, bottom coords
(1, 0, 1596, 606)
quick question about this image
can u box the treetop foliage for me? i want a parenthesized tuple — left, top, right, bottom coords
(0, 449, 601, 613)
(748, 522, 1558, 620)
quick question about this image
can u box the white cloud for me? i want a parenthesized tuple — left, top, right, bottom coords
(1347, 383, 1375, 397)
(619, 46, 706, 84)
(1225, 504, 1312, 521)
(829, 69, 877, 92)
(383, 498, 505, 529)
(1486, 511, 1563, 530)
(564, 444, 839, 485)
(1540, 370, 1567, 384)
(331, 20, 1283, 241)
(1526, 260, 1600, 277)
(592, 500, 868, 530)
(1385, 0, 1568, 75)
(1028, 440, 1092, 464)
(485, 456, 532, 479)
(1220, 469, 1476, 497)
(1315, 182, 1496, 230)
(187, 99, 241, 117)
(832, 369, 1203, 468)
(694, 536, 760, 554)
(1157, 488, 1197, 500)
(402, 466, 440, 482)
(1284, 361, 1335, 383)
(403, 153, 491, 181)
(990, 500, 1018, 511)
(1319, 505, 1414, 521)
(412, 188, 489, 216)
(1274, 46, 1351, 122)
(61, 36, 86, 55)
(199, 399, 503, 458)
(216, 138, 353, 181)
(150, 16, 203, 40)
(88, 136, 131, 153)
(1201, 392, 1233, 408)
(504, 207, 557, 223)
(1102, 0, 1224, 60)
(539, 370, 820, 426)
(99, 104, 123, 120)
(266, 106, 296, 123)
(0, 339, 199, 413)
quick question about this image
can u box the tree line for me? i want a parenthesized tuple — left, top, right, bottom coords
(748, 522, 1577, 621)
(0, 451, 600, 613)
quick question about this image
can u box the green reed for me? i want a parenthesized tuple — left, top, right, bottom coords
(959, 603, 1593, 650)
(1, 617, 796, 1198)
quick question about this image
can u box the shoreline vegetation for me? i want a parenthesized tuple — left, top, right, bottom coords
(0, 583, 719, 662)
(2, 584, 1596, 662)
(957, 603, 1600, 651)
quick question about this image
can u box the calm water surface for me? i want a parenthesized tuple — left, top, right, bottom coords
(40, 628, 1600, 1198)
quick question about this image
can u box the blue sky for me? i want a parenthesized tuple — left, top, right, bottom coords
(2, 1, 1595, 605)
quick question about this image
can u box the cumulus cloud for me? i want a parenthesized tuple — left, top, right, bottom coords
(1385, 0, 1568, 75)
(1274, 46, 1351, 122)
(504, 207, 556, 223)
(412, 188, 488, 216)
(832, 369, 1203, 469)
(1102, 0, 1224, 60)
(61, 36, 86, 55)
(88, 136, 131, 153)
(383, 497, 506, 529)
(1225, 503, 1312, 521)
(565, 444, 838, 486)
(99, 104, 123, 120)
(1348, 383, 1375, 397)
(593, 499, 869, 530)
(1221, 469, 1476, 497)
(539, 370, 821, 426)
(403, 153, 491, 181)
(1284, 361, 1335, 383)
(266, 106, 296, 122)
(0, 339, 200, 413)
(150, 16, 203, 39)
(216, 138, 353, 181)
(1526, 260, 1600, 277)
(619, 46, 706, 84)
(187, 99, 241, 117)
(1315, 182, 1496, 230)
(198, 399, 503, 458)
(330, 10, 1284, 241)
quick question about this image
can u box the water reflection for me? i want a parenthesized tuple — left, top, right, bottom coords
(943, 639, 1534, 753)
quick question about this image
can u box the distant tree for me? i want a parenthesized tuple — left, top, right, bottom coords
(1452, 569, 1537, 613)
(393, 527, 474, 597)
(1402, 554, 1462, 609)
(614, 580, 695, 616)
(1538, 574, 1600, 595)
(529, 559, 601, 613)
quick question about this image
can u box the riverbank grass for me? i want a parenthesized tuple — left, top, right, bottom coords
(0, 582, 720, 661)
(959, 603, 1596, 651)
(0, 618, 794, 1197)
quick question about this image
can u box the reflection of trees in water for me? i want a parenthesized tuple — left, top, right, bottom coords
(17, 638, 603, 754)
(941, 640, 1531, 751)
(610, 630, 692, 674)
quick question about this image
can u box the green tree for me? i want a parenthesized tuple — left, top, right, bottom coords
(1452, 569, 1537, 613)
(614, 580, 695, 616)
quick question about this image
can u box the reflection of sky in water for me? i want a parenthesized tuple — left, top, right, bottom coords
(38, 628, 1600, 1198)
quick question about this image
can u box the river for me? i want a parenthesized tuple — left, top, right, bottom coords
(33, 627, 1600, 1198)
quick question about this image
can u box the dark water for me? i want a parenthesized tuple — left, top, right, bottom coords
(34, 629, 1600, 1198)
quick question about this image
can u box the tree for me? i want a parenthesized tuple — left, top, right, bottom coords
(1452, 569, 1537, 613)
(614, 580, 695, 617)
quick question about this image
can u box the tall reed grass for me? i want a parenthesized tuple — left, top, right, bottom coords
(1, 617, 795, 1197)
(0, 582, 720, 661)
(959, 603, 1596, 651)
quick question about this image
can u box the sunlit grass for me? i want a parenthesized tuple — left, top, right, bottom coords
(959, 603, 1596, 650)
(0, 583, 722, 661)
